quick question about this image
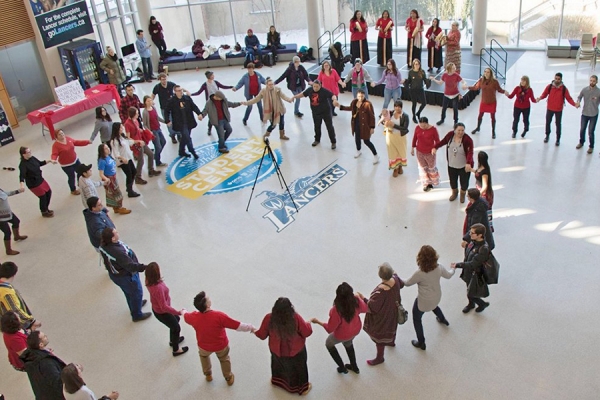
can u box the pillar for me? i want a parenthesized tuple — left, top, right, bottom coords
(136, 0, 160, 67)
(306, 0, 321, 57)
(472, 0, 487, 54)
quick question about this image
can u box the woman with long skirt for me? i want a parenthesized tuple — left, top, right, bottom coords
(350, 10, 370, 63)
(405, 9, 424, 67)
(255, 297, 312, 395)
(425, 18, 443, 73)
(469, 67, 506, 138)
(97, 144, 131, 214)
(361, 262, 404, 366)
(445, 22, 462, 73)
(411, 117, 440, 192)
(18, 147, 56, 218)
(380, 100, 409, 176)
(405, 59, 430, 123)
(375, 10, 394, 66)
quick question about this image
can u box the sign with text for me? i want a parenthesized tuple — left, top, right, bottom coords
(55, 80, 85, 105)
(32, 1, 94, 48)
(0, 99, 15, 146)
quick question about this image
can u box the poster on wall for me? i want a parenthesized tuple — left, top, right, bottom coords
(30, 0, 94, 49)
(0, 99, 15, 147)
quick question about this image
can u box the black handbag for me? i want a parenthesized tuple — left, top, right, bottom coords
(483, 252, 500, 285)
(467, 272, 489, 298)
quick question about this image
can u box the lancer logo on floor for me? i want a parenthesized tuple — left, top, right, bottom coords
(257, 162, 347, 232)
(166, 137, 282, 199)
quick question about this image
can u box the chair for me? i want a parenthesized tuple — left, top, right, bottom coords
(576, 33, 596, 70)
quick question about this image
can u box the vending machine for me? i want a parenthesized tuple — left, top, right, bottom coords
(57, 39, 107, 90)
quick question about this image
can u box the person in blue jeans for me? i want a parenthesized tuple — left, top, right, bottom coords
(244, 29, 263, 61)
(275, 56, 312, 117)
(372, 59, 404, 109)
(575, 75, 600, 154)
(233, 63, 265, 125)
(200, 91, 243, 154)
(135, 30, 154, 82)
(164, 85, 202, 159)
(99, 227, 151, 322)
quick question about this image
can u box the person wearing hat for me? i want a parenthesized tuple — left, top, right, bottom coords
(191, 71, 233, 136)
(344, 59, 373, 99)
(244, 29, 263, 62)
(76, 163, 107, 210)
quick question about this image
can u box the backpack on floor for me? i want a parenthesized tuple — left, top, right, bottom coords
(262, 52, 274, 67)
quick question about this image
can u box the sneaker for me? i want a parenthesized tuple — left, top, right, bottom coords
(373, 155, 380, 165)
(576, 143, 583, 149)
(295, 112, 304, 118)
(242, 119, 247, 126)
(543, 136, 549, 143)
(226, 374, 235, 386)
(132, 312, 152, 322)
(354, 150, 362, 158)
(436, 120, 444, 126)
(331, 143, 336, 150)
(587, 147, 593, 154)
(436, 317, 450, 326)
(127, 191, 140, 198)
(555, 141, 560, 146)
(311, 141, 319, 147)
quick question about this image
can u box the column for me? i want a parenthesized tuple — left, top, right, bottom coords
(306, 0, 321, 56)
(471, 0, 487, 54)
(136, 0, 160, 67)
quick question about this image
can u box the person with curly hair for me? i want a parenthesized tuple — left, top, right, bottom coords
(403, 245, 455, 351)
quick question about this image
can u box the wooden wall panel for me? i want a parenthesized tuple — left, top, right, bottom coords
(0, 0, 35, 47)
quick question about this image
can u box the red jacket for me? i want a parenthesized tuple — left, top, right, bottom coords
(508, 86, 536, 109)
(539, 83, 576, 112)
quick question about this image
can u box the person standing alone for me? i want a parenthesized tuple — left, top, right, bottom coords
(135, 30, 154, 82)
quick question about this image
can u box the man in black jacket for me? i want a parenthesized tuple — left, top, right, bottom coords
(99, 227, 151, 322)
(164, 85, 202, 159)
(462, 188, 495, 250)
(20, 331, 66, 400)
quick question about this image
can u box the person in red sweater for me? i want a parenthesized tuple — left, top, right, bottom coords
(468, 68, 506, 138)
(350, 10, 369, 63)
(145, 263, 188, 357)
(411, 117, 440, 191)
(506, 75, 537, 138)
(432, 62, 465, 126)
(184, 292, 254, 386)
(255, 297, 312, 395)
(51, 129, 91, 195)
(536, 72, 577, 146)
(124, 107, 161, 185)
(1, 311, 29, 371)
(311, 282, 367, 374)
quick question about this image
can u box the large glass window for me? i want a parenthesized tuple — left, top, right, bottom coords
(559, 0, 600, 40)
(486, 0, 521, 46)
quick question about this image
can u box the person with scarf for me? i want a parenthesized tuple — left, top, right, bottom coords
(425, 18, 443, 73)
(350, 10, 370, 63)
(99, 46, 126, 93)
(506, 75, 536, 138)
(246, 78, 293, 141)
(344, 59, 373, 99)
(405, 9, 424, 67)
(375, 10, 394, 66)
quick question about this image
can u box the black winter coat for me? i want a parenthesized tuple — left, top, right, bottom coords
(455, 240, 490, 284)
(164, 95, 201, 132)
(20, 348, 66, 400)
(275, 62, 310, 91)
(463, 197, 495, 250)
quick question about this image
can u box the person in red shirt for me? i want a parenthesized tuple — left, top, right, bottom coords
(405, 9, 424, 67)
(233, 63, 266, 126)
(375, 10, 394, 66)
(1, 311, 28, 371)
(50, 129, 91, 195)
(145, 262, 188, 357)
(311, 282, 367, 374)
(124, 107, 161, 184)
(432, 62, 465, 126)
(411, 117, 440, 191)
(425, 18, 443, 73)
(255, 297, 312, 395)
(506, 75, 537, 138)
(183, 291, 254, 386)
(536, 72, 577, 145)
(350, 10, 370, 63)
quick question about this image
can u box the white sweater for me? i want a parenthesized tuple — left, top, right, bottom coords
(404, 264, 455, 312)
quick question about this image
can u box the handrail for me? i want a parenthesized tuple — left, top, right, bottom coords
(480, 39, 508, 82)
(331, 23, 347, 54)
(317, 30, 331, 65)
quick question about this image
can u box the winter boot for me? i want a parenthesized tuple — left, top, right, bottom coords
(344, 345, 360, 374)
(472, 118, 482, 134)
(327, 347, 347, 373)
(460, 190, 467, 203)
(279, 130, 289, 140)
(449, 189, 458, 201)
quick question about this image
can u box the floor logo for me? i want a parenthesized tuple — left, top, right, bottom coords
(257, 162, 347, 232)
(166, 137, 282, 199)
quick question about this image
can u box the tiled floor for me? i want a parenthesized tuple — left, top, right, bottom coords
(0, 51, 599, 399)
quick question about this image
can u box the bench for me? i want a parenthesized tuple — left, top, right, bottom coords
(162, 44, 298, 71)
(546, 39, 580, 58)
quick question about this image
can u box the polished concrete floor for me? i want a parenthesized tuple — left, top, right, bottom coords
(0, 51, 598, 399)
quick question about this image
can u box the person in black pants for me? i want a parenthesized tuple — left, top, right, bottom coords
(293, 81, 337, 149)
(434, 123, 474, 203)
(145, 262, 188, 357)
(18, 147, 57, 218)
(452, 223, 490, 313)
(266, 25, 283, 64)
(164, 85, 202, 159)
(405, 59, 430, 123)
(336, 90, 379, 164)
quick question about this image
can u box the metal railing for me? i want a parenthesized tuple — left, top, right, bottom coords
(331, 23, 347, 54)
(480, 39, 508, 82)
(317, 30, 331, 65)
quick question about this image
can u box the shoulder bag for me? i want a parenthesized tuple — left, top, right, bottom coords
(382, 281, 408, 325)
(482, 252, 500, 284)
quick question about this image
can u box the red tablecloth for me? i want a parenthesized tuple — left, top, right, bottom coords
(27, 84, 121, 139)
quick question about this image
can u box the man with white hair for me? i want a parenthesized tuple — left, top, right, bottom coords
(274, 56, 312, 117)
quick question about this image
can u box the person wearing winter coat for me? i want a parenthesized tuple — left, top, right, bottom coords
(274, 57, 311, 117)
(199, 91, 242, 153)
(246, 78, 293, 141)
(99, 46, 126, 92)
(452, 223, 491, 313)
(462, 188, 495, 250)
(20, 331, 67, 400)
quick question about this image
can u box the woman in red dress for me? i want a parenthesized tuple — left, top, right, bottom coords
(469, 67, 506, 138)
(375, 10, 394, 66)
(405, 9, 424, 67)
(350, 10, 370, 63)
